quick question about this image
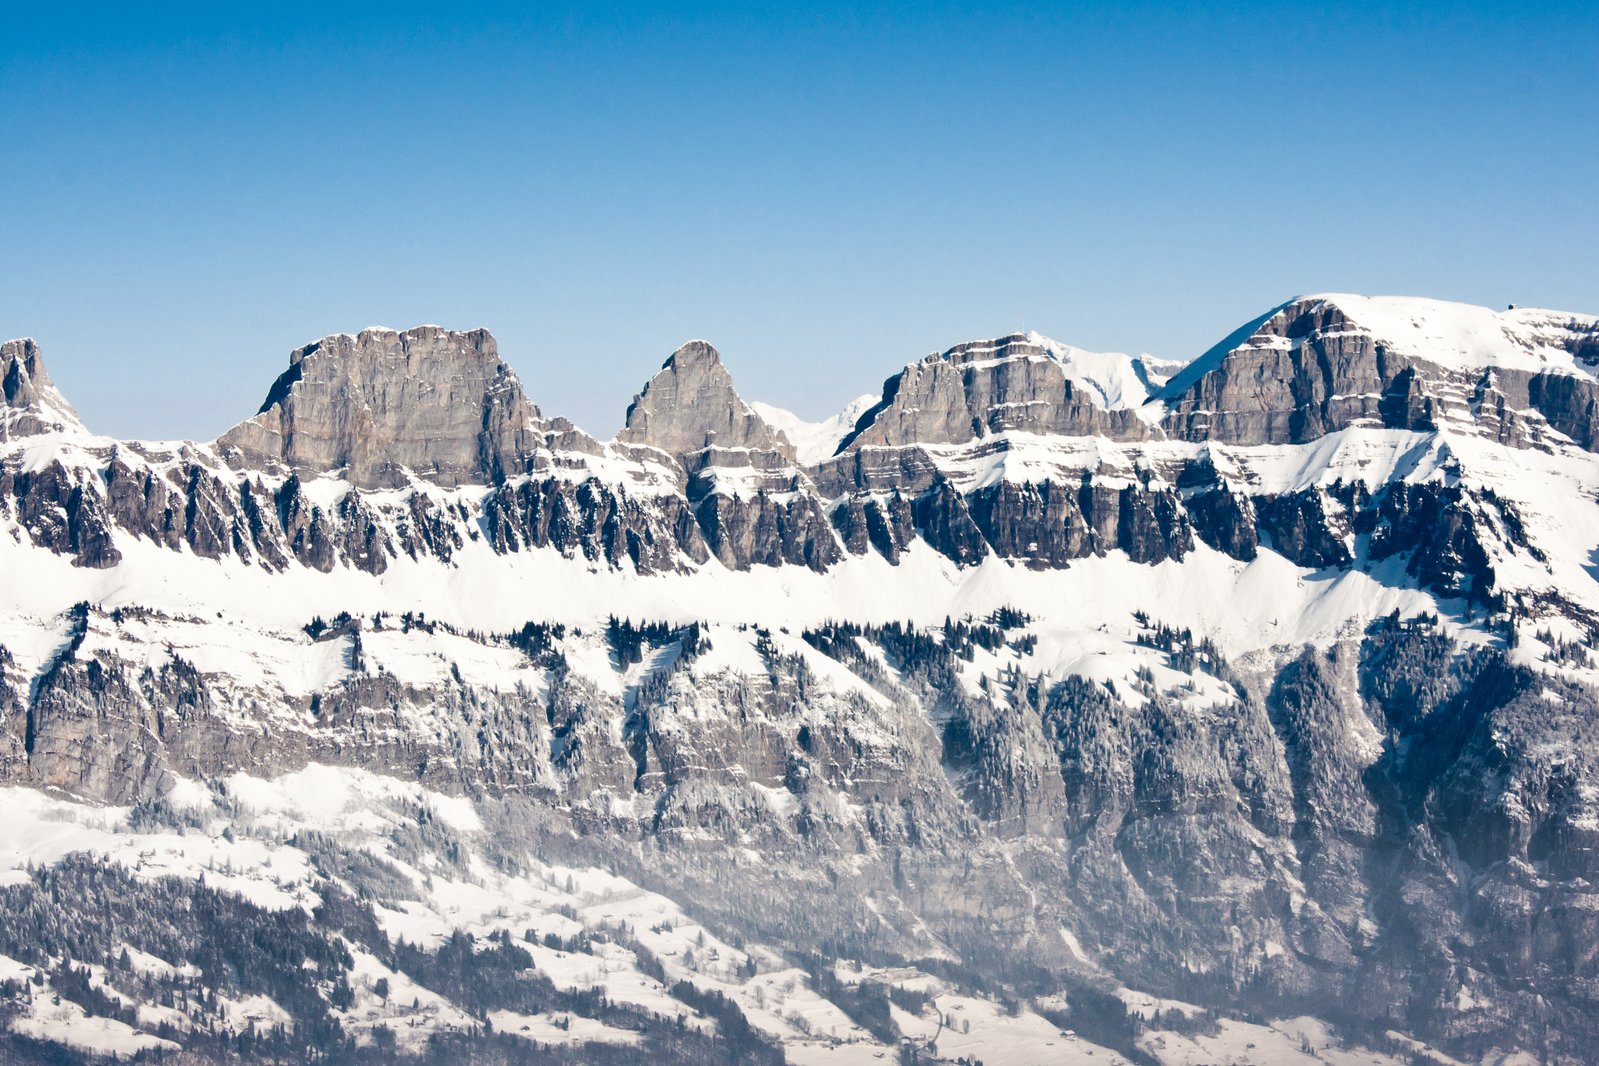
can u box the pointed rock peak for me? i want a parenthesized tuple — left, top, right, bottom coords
(662, 339, 723, 370)
(2, 337, 88, 440)
(617, 340, 793, 460)
(216, 325, 545, 490)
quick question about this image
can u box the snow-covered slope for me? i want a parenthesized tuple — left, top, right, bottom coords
(1, 764, 1434, 1065)
(1022, 331, 1169, 410)
(1304, 293, 1599, 375)
(748, 394, 876, 464)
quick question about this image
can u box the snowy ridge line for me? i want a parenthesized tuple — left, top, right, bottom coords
(2, 417, 1597, 658)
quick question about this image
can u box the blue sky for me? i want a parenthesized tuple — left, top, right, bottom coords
(4, 2, 1596, 439)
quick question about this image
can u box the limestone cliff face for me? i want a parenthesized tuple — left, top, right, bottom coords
(1158, 295, 1599, 451)
(1159, 299, 1408, 444)
(839, 333, 1153, 452)
(2, 309, 1586, 582)
(617, 340, 846, 570)
(1, 337, 85, 439)
(617, 340, 794, 466)
(7, 605, 1598, 1059)
(216, 326, 544, 489)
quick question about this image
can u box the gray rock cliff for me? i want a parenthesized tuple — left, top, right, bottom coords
(1, 337, 85, 439)
(838, 333, 1153, 453)
(617, 340, 795, 466)
(216, 325, 544, 489)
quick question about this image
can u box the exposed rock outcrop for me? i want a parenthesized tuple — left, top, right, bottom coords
(1159, 295, 1599, 452)
(838, 333, 1154, 451)
(618, 340, 794, 467)
(5, 295, 1599, 1063)
(2, 337, 85, 439)
(216, 326, 544, 489)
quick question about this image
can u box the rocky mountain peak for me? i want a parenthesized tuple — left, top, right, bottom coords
(661, 338, 722, 370)
(1157, 293, 1599, 450)
(1249, 293, 1599, 376)
(937, 332, 1039, 364)
(1, 337, 87, 440)
(215, 325, 545, 490)
(616, 340, 793, 460)
(836, 330, 1157, 454)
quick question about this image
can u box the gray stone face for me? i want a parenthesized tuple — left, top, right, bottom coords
(613, 340, 847, 570)
(1, 338, 84, 439)
(1158, 296, 1599, 451)
(617, 340, 795, 464)
(7, 303, 1593, 581)
(839, 334, 1152, 452)
(216, 326, 545, 489)
(7, 607, 1598, 1058)
(1159, 300, 1415, 445)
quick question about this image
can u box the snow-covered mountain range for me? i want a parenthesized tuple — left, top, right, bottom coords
(2, 293, 1598, 1064)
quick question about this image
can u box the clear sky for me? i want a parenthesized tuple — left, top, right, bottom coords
(4, 2, 1596, 440)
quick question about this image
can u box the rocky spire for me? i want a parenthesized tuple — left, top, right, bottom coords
(1, 338, 88, 440)
(215, 325, 544, 489)
(616, 340, 793, 461)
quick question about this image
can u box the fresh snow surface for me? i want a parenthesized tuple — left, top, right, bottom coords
(1024, 331, 1164, 410)
(222, 763, 483, 834)
(750, 394, 877, 464)
(490, 1008, 642, 1049)
(1305, 293, 1599, 377)
(0, 532, 1484, 717)
(1140, 1015, 1413, 1066)
(10, 982, 181, 1057)
(891, 990, 1128, 1066)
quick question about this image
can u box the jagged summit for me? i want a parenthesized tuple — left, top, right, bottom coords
(9, 295, 1599, 1066)
(1, 337, 87, 440)
(215, 325, 545, 490)
(617, 339, 793, 461)
(9, 291, 1599, 476)
(1165, 293, 1599, 394)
